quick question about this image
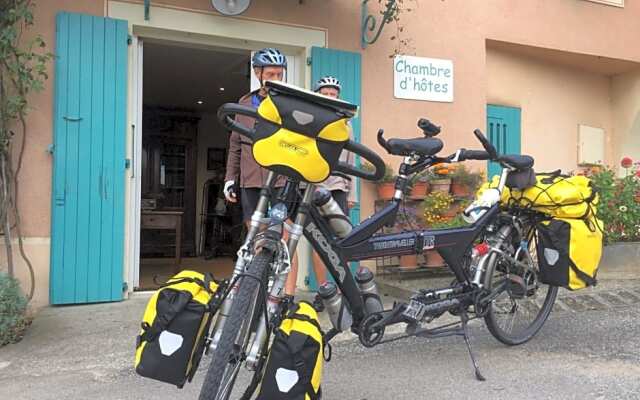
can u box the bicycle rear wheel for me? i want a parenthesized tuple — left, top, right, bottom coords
(199, 250, 272, 400)
(483, 231, 558, 346)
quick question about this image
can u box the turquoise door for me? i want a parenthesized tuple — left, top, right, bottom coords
(308, 47, 362, 290)
(487, 105, 521, 179)
(50, 13, 128, 304)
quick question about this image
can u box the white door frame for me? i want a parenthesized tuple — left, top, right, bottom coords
(111, 0, 326, 292)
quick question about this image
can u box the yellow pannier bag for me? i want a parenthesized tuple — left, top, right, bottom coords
(476, 173, 598, 219)
(135, 270, 222, 388)
(252, 81, 357, 183)
(510, 173, 598, 218)
(536, 216, 604, 290)
(257, 301, 326, 400)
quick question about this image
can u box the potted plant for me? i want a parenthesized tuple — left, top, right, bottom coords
(429, 163, 452, 193)
(450, 165, 483, 198)
(363, 161, 396, 200)
(422, 190, 455, 226)
(408, 170, 430, 199)
(423, 215, 469, 267)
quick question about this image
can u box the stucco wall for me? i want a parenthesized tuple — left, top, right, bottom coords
(12, 0, 640, 305)
(611, 70, 640, 171)
(486, 46, 614, 173)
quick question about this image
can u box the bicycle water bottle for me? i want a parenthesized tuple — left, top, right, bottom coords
(355, 267, 383, 315)
(313, 189, 353, 238)
(462, 188, 501, 224)
(318, 281, 353, 332)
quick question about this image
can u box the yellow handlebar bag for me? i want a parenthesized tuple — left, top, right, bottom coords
(252, 82, 357, 183)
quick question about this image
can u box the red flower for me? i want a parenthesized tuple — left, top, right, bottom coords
(621, 157, 633, 169)
(636, 169, 640, 178)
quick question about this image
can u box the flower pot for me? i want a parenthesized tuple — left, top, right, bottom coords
(424, 250, 445, 268)
(410, 182, 429, 199)
(430, 178, 451, 193)
(377, 182, 395, 200)
(451, 182, 472, 198)
(399, 254, 419, 270)
(441, 205, 459, 219)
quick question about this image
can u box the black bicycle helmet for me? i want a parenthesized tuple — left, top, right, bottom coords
(252, 48, 287, 68)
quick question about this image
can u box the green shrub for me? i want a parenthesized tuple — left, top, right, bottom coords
(0, 271, 30, 346)
(589, 163, 640, 244)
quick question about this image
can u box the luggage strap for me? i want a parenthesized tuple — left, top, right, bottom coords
(569, 260, 597, 287)
(286, 332, 321, 400)
(139, 273, 216, 343)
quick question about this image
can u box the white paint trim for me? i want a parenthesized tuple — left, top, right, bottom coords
(110, 0, 325, 292)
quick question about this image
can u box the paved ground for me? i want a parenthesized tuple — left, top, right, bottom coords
(1, 280, 640, 400)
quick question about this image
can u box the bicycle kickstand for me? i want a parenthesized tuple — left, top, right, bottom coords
(460, 309, 486, 382)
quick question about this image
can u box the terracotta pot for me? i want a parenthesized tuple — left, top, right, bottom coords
(430, 178, 451, 193)
(441, 205, 459, 219)
(377, 182, 395, 200)
(451, 182, 472, 198)
(410, 182, 429, 199)
(424, 250, 445, 268)
(399, 254, 419, 270)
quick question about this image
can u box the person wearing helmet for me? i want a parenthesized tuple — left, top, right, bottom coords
(223, 48, 287, 220)
(307, 76, 357, 290)
(224, 48, 305, 297)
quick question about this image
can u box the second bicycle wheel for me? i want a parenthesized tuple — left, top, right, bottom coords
(483, 230, 558, 346)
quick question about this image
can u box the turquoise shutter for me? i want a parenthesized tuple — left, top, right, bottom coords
(50, 13, 128, 304)
(486, 105, 521, 179)
(308, 47, 362, 290)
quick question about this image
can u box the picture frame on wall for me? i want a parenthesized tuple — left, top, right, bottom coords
(207, 148, 226, 171)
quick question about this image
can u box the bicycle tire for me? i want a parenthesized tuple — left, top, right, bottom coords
(199, 250, 273, 400)
(483, 234, 558, 346)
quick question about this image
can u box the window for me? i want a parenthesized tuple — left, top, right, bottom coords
(578, 124, 605, 165)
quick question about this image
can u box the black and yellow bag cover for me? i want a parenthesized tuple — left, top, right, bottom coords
(252, 82, 356, 184)
(257, 301, 326, 400)
(537, 216, 604, 290)
(135, 270, 221, 387)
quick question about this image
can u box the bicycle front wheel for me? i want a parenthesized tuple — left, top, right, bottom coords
(483, 236, 558, 346)
(199, 250, 273, 400)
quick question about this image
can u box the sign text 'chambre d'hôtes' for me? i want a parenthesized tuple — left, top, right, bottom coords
(394, 55, 454, 102)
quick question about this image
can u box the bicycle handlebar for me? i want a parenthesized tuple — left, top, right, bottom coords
(217, 103, 257, 141)
(216, 102, 385, 182)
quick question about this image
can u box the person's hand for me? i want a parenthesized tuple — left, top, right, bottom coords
(348, 201, 356, 209)
(224, 180, 238, 203)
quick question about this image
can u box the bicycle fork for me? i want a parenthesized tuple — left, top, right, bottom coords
(245, 187, 312, 370)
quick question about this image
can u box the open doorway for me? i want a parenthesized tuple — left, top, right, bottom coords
(138, 41, 250, 289)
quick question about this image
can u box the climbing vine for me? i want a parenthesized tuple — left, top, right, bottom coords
(0, 0, 53, 300)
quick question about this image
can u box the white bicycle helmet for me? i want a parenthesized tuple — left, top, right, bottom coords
(314, 75, 342, 92)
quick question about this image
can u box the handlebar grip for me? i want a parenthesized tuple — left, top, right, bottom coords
(473, 129, 498, 159)
(334, 140, 386, 181)
(217, 103, 259, 141)
(462, 149, 491, 161)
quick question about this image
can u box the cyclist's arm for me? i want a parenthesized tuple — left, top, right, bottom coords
(224, 130, 241, 183)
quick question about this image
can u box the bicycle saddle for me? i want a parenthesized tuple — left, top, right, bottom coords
(385, 137, 444, 157)
(498, 154, 534, 170)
